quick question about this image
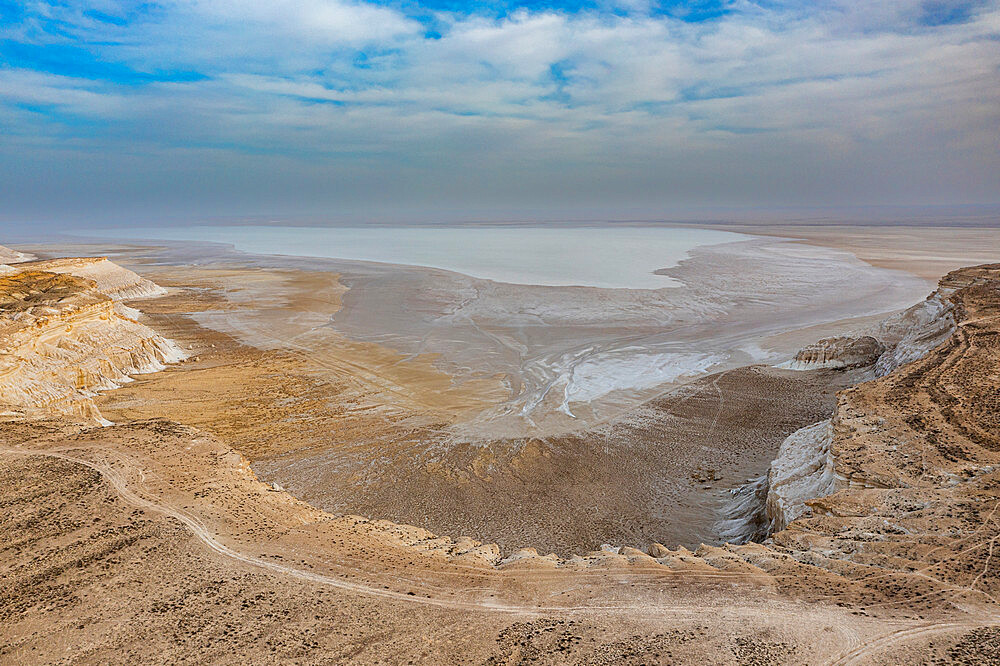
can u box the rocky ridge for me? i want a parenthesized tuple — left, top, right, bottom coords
(782, 289, 956, 375)
(0, 244, 36, 265)
(702, 264, 997, 611)
(780, 336, 885, 370)
(12, 256, 168, 300)
(757, 268, 987, 536)
(764, 418, 836, 533)
(0, 264, 184, 424)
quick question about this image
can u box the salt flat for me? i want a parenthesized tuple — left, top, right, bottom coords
(83, 225, 932, 436)
(93, 224, 749, 289)
(3, 233, 1000, 665)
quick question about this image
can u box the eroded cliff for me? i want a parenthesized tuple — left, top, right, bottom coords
(738, 264, 1000, 609)
(0, 244, 36, 264)
(3, 255, 1000, 664)
(15, 256, 168, 301)
(782, 288, 956, 375)
(0, 267, 184, 424)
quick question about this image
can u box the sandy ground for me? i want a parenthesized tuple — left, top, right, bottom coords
(9, 227, 987, 554)
(77, 261, 850, 555)
(709, 223, 1000, 283)
(0, 442, 902, 665)
(3, 228, 1000, 664)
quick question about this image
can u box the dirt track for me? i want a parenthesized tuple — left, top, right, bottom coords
(4, 253, 1000, 663)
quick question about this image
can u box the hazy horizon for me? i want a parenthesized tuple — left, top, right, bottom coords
(2, 203, 999, 240)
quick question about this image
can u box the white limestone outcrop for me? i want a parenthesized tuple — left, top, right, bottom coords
(718, 419, 837, 543)
(780, 289, 956, 377)
(0, 244, 36, 264)
(764, 419, 836, 533)
(0, 264, 183, 425)
(13, 256, 168, 301)
(872, 292, 955, 376)
(779, 336, 885, 371)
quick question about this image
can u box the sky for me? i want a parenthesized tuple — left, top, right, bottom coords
(1, 0, 999, 226)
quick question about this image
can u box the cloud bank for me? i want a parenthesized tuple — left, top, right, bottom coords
(1, 0, 998, 224)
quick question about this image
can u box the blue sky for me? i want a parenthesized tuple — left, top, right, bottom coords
(1, 0, 998, 225)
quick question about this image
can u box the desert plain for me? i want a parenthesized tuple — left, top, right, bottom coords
(2, 222, 1000, 664)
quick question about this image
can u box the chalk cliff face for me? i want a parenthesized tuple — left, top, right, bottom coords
(741, 265, 996, 541)
(871, 290, 955, 376)
(781, 336, 884, 370)
(764, 419, 835, 532)
(757, 266, 1000, 606)
(0, 267, 183, 424)
(783, 283, 957, 376)
(691, 265, 1000, 617)
(720, 419, 838, 542)
(0, 244, 36, 264)
(14, 256, 168, 301)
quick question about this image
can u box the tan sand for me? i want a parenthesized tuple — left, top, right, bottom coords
(706, 223, 1000, 283)
(3, 233, 1000, 664)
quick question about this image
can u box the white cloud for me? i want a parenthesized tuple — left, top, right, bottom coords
(0, 69, 127, 117)
(181, 0, 419, 44)
(1, 0, 999, 218)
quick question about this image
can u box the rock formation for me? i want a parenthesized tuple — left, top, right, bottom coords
(11, 256, 168, 301)
(733, 265, 999, 554)
(735, 264, 1000, 606)
(782, 281, 958, 376)
(763, 419, 835, 532)
(871, 288, 955, 376)
(742, 266, 995, 590)
(0, 244, 36, 264)
(0, 267, 184, 424)
(719, 419, 838, 543)
(781, 335, 884, 370)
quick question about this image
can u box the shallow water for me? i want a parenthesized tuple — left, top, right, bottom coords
(93, 224, 749, 289)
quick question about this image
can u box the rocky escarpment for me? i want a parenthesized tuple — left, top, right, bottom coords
(697, 264, 1000, 615)
(718, 419, 836, 543)
(0, 268, 184, 424)
(782, 289, 956, 375)
(510, 262, 1000, 608)
(763, 419, 835, 533)
(758, 278, 960, 531)
(0, 244, 36, 264)
(871, 287, 956, 376)
(731, 266, 996, 544)
(780, 336, 884, 370)
(754, 267, 999, 597)
(12, 256, 167, 301)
